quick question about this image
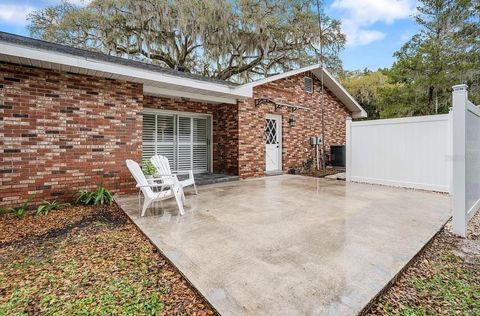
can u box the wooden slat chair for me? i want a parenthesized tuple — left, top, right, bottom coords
(126, 159, 185, 216)
(150, 155, 198, 195)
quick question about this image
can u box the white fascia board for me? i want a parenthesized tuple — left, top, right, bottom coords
(314, 68, 367, 118)
(236, 64, 367, 118)
(144, 85, 238, 104)
(0, 42, 252, 99)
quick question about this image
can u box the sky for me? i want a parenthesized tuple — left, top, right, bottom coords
(0, 0, 420, 71)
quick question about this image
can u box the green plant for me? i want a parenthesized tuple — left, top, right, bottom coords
(142, 160, 156, 177)
(10, 195, 34, 218)
(77, 186, 113, 206)
(93, 186, 113, 206)
(77, 190, 95, 205)
(36, 200, 69, 216)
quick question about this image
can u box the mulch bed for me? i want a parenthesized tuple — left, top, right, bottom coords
(363, 211, 480, 316)
(0, 204, 216, 315)
(297, 167, 344, 178)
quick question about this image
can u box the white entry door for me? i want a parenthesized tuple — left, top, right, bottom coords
(265, 114, 282, 172)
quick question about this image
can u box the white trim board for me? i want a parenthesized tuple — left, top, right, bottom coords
(350, 176, 450, 193)
(0, 34, 366, 118)
(0, 41, 252, 102)
(144, 85, 237, 104)
(243, 65, 367, 119)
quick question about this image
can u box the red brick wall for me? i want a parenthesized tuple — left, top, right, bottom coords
(143, 95, 239, 175)
(0, 62, 352, 206)
(0, 62, 143, 207)
(238, 71, 350, 178)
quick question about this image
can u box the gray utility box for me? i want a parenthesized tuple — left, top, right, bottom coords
(310, 136, 322, 146)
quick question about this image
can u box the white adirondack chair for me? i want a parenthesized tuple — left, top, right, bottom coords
(150, 155, 198, 195)
(126, 159, 185, 216)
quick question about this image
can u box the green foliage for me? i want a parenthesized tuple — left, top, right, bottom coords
(76, 190, 95, 205)
(341, 0, 479, 119)
(77, 186, 113, 206)
(36, 200, 68, 216)
(388, 0, 479, 115)
(9, 195, 34, 218)
(409, 254, 480, 314)
(340, 69, 391, 119)
(93, 187, 113, 206)
(142, 160, 156, 176)
(0, 210, 169, 315)
(27, 0, 346, 82)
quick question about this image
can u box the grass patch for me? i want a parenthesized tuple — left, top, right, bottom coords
(0, 205, 214, 315)
(365, 215, 480, 316)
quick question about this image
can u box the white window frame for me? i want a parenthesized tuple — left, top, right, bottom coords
(143, 108, 213, 173)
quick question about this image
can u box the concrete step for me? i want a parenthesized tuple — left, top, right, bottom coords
(194, 174, 240, 186)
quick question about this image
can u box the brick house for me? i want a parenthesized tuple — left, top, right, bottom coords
(0, 32, 366, 206)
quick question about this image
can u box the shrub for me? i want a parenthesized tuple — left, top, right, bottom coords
(36, 200, 69, 216)
(93, 186, 113, 206)
(77, 190, 95, 205)
(77, 186, 113, 206)
(142, 160, 156, 177)
(10, 195, 34, 218)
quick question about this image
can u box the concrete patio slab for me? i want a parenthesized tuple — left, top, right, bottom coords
(116, 175, 451, 315)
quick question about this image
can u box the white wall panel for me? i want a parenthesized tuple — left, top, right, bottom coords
(346, 115, 451, 192)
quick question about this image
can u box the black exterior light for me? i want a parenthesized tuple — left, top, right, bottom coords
(288, 117, 296, 127)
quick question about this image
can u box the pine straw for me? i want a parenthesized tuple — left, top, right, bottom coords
(363, 212, 480, 316)
(0, 204, 216, 315)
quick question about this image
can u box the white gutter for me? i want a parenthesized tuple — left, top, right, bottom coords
(0, 42, 252, 99)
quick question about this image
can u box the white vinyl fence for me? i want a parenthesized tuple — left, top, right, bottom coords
(346, 114, 451, 192)
(452, 84, 480, 236)
(346, 84, 480, 237)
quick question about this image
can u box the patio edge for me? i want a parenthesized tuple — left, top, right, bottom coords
(357, 216, 451, 315)
(114, 199, 221, 316)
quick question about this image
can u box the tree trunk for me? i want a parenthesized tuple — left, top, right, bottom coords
(427, 86, 434, 114)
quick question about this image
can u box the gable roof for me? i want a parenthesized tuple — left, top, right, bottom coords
(242, 65, 367, 118)
(0, 31, 249, 104)
(0, 31, 366, 117)
(0, 31, 237, 87)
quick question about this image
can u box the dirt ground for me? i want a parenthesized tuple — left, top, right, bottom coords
(363, 211, 480, 316)
(0, 204, 216, 315)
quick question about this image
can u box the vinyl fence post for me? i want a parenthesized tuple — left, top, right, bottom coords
(452, 84, 468, 237)
(346, 117, 352, 182)
(448, 107, 453, 195)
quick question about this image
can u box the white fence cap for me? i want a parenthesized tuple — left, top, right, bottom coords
(452, 84, 468, 91)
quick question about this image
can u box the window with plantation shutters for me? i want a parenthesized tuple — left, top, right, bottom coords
(142, 111, 210, 173)
(193, 118, 208, 171)
(177, 116, 192, 171)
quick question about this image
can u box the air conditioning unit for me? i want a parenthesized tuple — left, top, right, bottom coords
(330, 145, 346, 167)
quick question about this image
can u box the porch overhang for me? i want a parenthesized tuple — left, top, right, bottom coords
(0, 38, 252, 105)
